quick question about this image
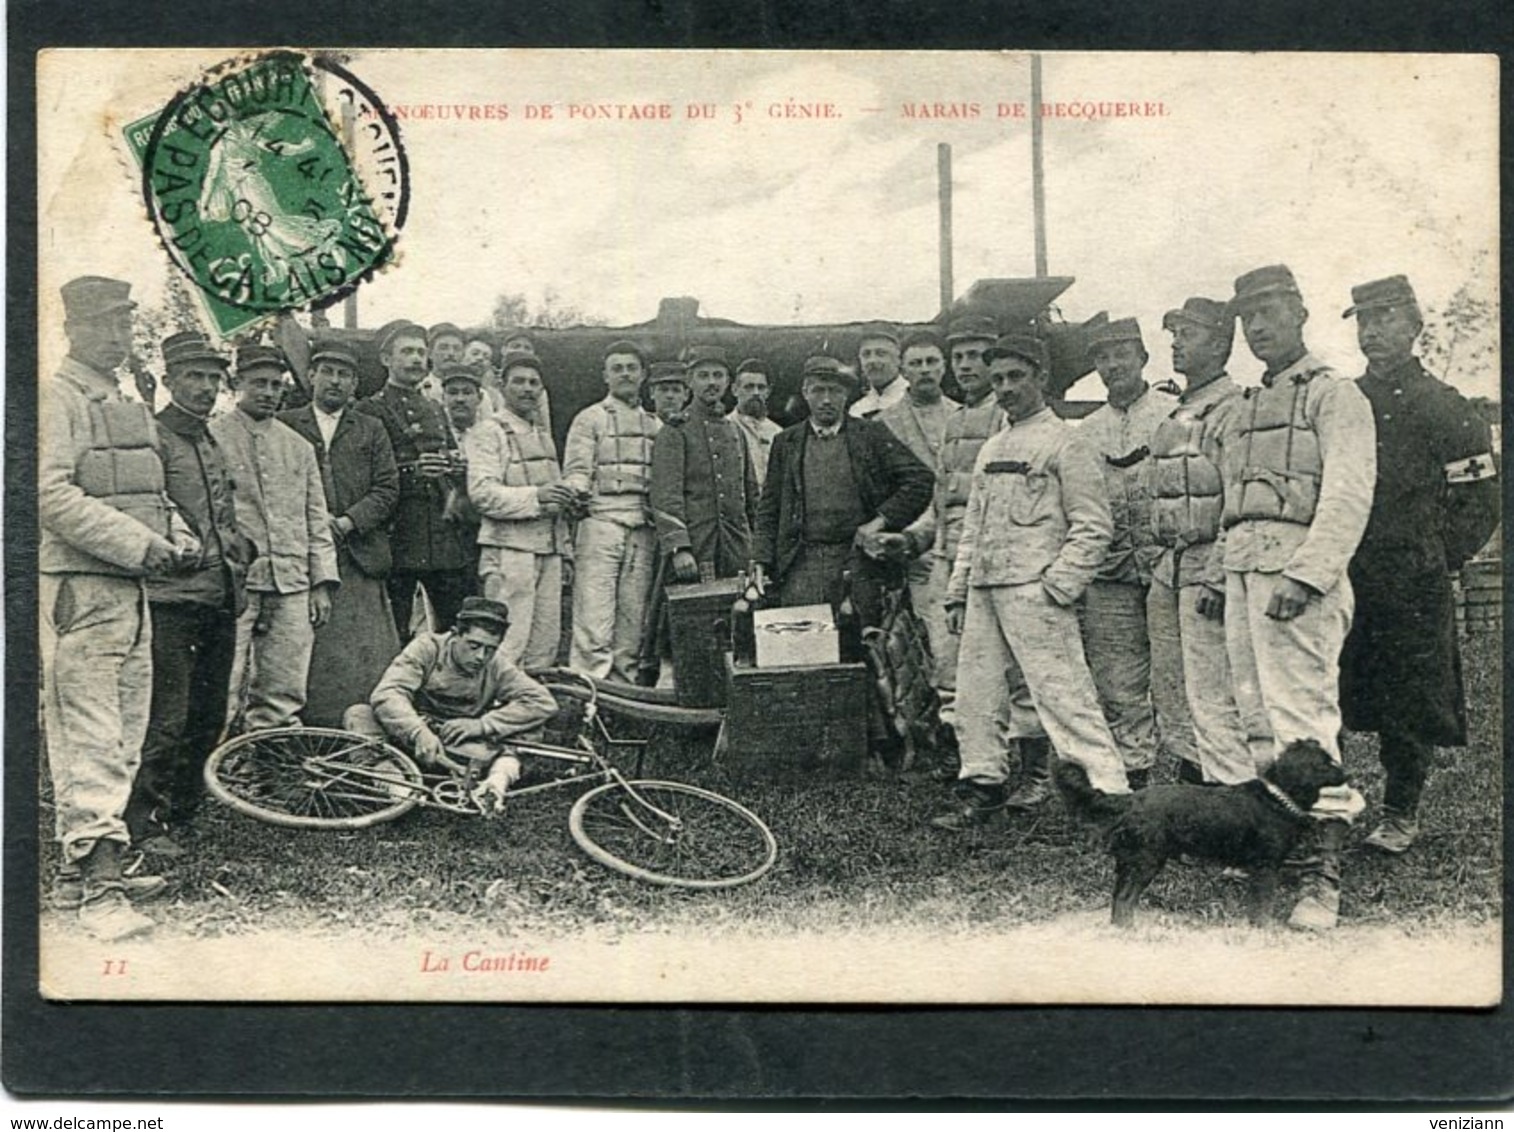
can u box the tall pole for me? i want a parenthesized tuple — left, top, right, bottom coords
(937, 142, 954, 313)
(342, 97, 359, 329)
(1031, 54, 1048, 278)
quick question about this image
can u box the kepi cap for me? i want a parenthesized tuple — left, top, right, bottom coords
(1087, 317, 1146, 356)
(648, 361, 689, 386)
(161, 330, 228, 370)
(857, 321, 899, 346)
(1342, 274, 1419, 319)
(1163, 297, 1232, 333)
(801, 356, 854, 386)
(499, 350, 544, 375)
(62, 276, 136, 321)
(1231, 264, 1301, 309)
(309, 339, 360, 369)
(234, 344, 288, 377)
(438, 364, 482, 389)
(984, 333, 1048, 372)
(378, 320, 428, 354)
(427, 321, 466, 345)
(735, 357, 768, 377)
(455, 595, 511, 634)
(602, 338, 646, 364)
(945, 314, 999, 344)
(683, 344, 731, 371)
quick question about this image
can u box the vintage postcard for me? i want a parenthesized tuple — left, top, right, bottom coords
(33, 48, 1500, 1006)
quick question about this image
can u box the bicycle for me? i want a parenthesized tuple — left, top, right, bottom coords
(202, 668, 778, 890)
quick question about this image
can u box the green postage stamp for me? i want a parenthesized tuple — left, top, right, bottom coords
(123, 50, 406, 337)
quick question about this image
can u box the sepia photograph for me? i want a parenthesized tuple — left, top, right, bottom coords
(30, 47, 1501, 1008)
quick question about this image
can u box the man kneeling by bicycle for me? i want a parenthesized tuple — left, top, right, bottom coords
(343, 596, 559, 812)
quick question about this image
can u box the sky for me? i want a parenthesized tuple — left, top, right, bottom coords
(39, 49, 1500, 397)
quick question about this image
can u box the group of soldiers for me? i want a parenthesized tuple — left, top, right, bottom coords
(39, 261, 1498, 941)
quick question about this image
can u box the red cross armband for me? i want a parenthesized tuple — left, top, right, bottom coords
(1444, 453, 1497, 484)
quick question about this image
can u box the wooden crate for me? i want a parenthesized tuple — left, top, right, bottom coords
(718, 654, 869, 778)
(666, 577, 744, 707)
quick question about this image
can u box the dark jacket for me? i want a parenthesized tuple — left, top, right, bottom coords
(753, 416, 933, 582)
(279, 404, 400, 579)
(1340, 355, 1500, 745)
(147, 401, 251, 611)
(353, 383, 470, 572)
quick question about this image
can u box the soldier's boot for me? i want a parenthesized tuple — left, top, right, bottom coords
(76, 840, 155, 942)
(1363, 808, 1420, 855)
(50, 862, 169, 911)
(930, 780, 1007, 831)
(1003, 737, 1054, 810)
(1287, 819, 1348, 932)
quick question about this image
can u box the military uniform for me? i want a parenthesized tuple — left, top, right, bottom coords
(129, 333, 250, 845)
(41, 349, 177, 866)
(214, 389, 340, 731)
(1079, 349, 1186, 780)
(468, 403, 572, 670)
(946, 399, 1130, 797)
(563, 392, 662, 682)
(1146, 369, 1250, 783)
(1338, 276, 1499, 840)
(357, 380, 474, 636)
(650, 397, 760, 580)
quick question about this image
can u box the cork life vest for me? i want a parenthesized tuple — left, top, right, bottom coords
(74, 400, 171, 538)
(499, 419, 563, 487)
(1221, 371, 1325, 529)
(939, 398, 1005, 516)
(1150, 399, 1226, 548)
(592, 400, 659, 495)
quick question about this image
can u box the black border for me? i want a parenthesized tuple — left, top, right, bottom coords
(8, 0, 1513, 1104)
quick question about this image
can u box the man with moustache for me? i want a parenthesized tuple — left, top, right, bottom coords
(128, 331, 250, 859)
(1338, 275, 1499, 855)
(213, 345, 340, 732)
(563, 340, 662, 682)
(1146, 298, 1249, 785)
(933, 314, 1005, 744)
(40, 277, 187, 938)
(652, 345, 760, 584)
(420, 322, 466, 405)
(751, 356, 932, 630)
(877, 330, 959, 713)
(727, 357, 782, 483)
(935, 334, 1130, 828)
(1212, 264, 1376, 930)
(1080, 319, 1189, 791)
(468, 352, 575, 669)
(849, 322, 908, 419)
(357, 321, 474, 639)
(277, 340, 401, 728)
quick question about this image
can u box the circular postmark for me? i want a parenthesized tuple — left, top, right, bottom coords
(141, 50, 407, 327)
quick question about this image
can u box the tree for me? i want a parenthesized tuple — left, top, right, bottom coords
(1419, 252, 1497, 393)
(490, 288, 608, 332)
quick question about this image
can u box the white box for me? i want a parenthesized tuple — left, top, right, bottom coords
(754, 604, 840, 668)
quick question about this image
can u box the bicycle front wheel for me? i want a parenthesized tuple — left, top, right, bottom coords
(204, 727, 425, 830)
(568, 780, 777, 889)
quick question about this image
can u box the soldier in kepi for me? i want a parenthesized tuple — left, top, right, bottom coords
(1338, 275, 1499, 855)
(563, 340, 662, 683)
(1080, 318, 1190, 790)
(129, 331, 251, 860)
(849, 321, 908, 419)
(932, 314, 1005, 767)
(357, 320, 476, 639)
(934, 333, 1131, 829)
(1147, 298, 1250, 785)
(40, 277, 193, 939)
(1213, 264, 1377, 931)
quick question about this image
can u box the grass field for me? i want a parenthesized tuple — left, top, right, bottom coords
(38, 631, 1503, 943)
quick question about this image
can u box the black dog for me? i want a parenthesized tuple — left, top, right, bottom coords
(1056, 740, 1348, 927)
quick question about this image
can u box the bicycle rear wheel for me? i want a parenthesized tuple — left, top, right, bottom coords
(204, 727, 425, 830)
(568, 779, 777, 889)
